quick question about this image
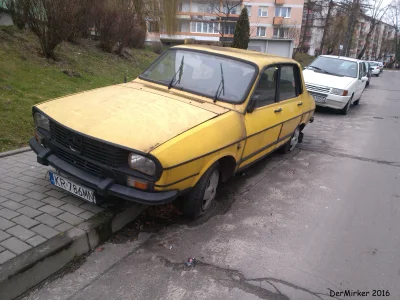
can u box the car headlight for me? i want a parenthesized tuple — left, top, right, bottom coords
(128, 153, 156, 176)
(34, 112, 50, 131)
(330, 88, 348, 96)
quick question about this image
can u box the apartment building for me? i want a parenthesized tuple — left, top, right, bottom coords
(301, 0, 396, 61)
(146, 0, 305, 44)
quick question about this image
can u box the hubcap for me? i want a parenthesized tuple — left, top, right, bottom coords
(202, 170, 219, 211)
(289, 128, 300, 151)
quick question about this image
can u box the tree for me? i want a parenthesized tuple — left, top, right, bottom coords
(231, 7, 249, 49)
(207, 0, 243, 39)
(357, 0, 390, 58)
(17, 0, 83, 58)
(4, 0, 27, 29)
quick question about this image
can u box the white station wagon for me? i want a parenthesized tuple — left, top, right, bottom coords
(303, 55, 368, 115)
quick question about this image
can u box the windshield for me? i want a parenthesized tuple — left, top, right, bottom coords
(140, 49, 256, 103)
(308, 56, 358, 78)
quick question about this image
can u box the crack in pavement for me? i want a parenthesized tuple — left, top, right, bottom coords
(158, 256, 343, 300)
(298, 147, 400, 168)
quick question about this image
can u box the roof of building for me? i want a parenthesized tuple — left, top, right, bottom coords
(171, 44, 298, 67)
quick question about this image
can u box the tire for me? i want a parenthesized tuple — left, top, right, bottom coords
(280, 127, 300, 154)
(376, 74, 379, 77)
(340, 97, 351, 115)
(183, 162, 220, 220)
(366, 81, 369, 86)
(353, 99, 360, 105)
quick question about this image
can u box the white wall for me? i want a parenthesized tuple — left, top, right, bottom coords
(248, 39, 294, 58)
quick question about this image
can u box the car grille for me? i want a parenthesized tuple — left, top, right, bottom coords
(305, 83, 331, 95)
(49, 121, 129, 177)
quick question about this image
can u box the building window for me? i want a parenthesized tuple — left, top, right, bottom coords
(273, 27, 289, 38)
(148, 21, 159, 33)
(275, 7, 291, 18)
(190, 22, 219, 33)
(257, 26, 267, 37)
(258, 6, 268, 17)
(245, 5, 252, 16)
(223, 4, 239, 14)
(223, 23, 236, 35)
(198, 4, 215, 13)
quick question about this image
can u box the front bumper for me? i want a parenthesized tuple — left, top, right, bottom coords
(29, 137, 178, 205)
(315, 94, 351, 110)
(371, 69, 380, 75)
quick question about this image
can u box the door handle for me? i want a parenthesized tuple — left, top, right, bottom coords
(274, 107, 283, 113)
(297, 101, 303, 106)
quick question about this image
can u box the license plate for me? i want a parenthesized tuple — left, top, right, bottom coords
(312, 94, 326, 103)
(49, 172, 96, 203)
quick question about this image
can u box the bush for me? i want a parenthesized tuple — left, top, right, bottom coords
(11, 0, 83, 58)
(150, 42, 163, 54)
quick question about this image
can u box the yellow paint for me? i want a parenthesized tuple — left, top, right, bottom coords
(33, 45, 316, 193)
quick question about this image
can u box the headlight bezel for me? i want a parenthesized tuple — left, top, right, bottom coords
(128, 153, 157, 176)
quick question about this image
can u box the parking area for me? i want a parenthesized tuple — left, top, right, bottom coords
(16, 70, 400, 299)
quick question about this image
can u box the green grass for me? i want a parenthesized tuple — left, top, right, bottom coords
(0, 26, 158, 152)
(294, 52, 315, 69)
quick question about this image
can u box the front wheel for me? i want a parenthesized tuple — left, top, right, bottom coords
(183, 162, 220, 219)
(340, 98, 351, 115)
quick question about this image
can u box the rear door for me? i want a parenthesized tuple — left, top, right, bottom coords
(275, 64, 304, 143)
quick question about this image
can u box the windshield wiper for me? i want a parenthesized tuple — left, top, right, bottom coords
(168, 56, 184, 90)
(214, 63, 225, 102)
(308, 65, 337, 76)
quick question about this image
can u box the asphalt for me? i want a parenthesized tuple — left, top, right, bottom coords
(22, 70, 400, 300)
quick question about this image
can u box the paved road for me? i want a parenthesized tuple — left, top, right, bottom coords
(24, 71, 400, 300)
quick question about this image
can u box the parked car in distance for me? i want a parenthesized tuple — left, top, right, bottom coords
(378, 61, 384, 73)
(362, 61, 371, 86)
(29, 45, 316, 219)
(369, 61, 381, 76)
(303, 55, 368, 115)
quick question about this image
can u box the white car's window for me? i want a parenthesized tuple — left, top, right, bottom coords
(141, 49, 257, 104)
(308, 56, 358, 78)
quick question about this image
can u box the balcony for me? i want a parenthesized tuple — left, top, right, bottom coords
(275, 0, 285, 4)
(273, 17, 284, 25)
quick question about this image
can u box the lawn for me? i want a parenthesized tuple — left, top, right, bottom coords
(294, 52, 315, 69)
(0, 26, 158, 152)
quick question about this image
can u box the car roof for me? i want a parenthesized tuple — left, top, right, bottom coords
(320, 55, 362, 63)
(170, 44, 299, 68)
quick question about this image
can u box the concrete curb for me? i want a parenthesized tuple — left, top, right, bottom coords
(0, 147, 31, 158)
(0, 203, 148, 300)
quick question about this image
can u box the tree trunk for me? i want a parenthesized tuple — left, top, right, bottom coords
(357, 22, 376, 59)
(320, 0, 333, 54)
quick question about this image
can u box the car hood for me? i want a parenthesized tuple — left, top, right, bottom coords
(303, 69, 356, 89)
(36, 83, 229, 153)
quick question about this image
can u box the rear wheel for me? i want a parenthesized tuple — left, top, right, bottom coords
(376, 74, 380, 77)
(183, 162, 219, 219)
(281, 127, 300, 154)
(353, 98, 360, 105)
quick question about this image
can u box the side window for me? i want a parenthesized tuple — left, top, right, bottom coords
(253, 66, 278, 108)
(279, 65, 297, 101)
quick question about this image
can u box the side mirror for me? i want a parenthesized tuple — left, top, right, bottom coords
(361, 76, 368, 82)
(246, 99, 257, 113)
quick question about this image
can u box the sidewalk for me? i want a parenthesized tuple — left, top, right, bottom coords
(0, 150, 146, 300)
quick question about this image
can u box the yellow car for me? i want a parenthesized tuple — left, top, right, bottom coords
(29, 45, 315, 219)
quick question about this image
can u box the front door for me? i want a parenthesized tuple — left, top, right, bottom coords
(355, 62, 365, 100)
(239, 64, 304, 169)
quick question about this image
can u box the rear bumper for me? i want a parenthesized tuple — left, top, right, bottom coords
(29, 137, 178, 205)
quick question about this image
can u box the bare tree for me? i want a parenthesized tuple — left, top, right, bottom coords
(17, 0, 83, 58)
(357, 0, 391, 58)
(4, 0, 27, 29)
(207, 0, 243, 39)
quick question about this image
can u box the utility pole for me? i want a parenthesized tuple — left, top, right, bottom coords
(396, 4, 399, 61)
